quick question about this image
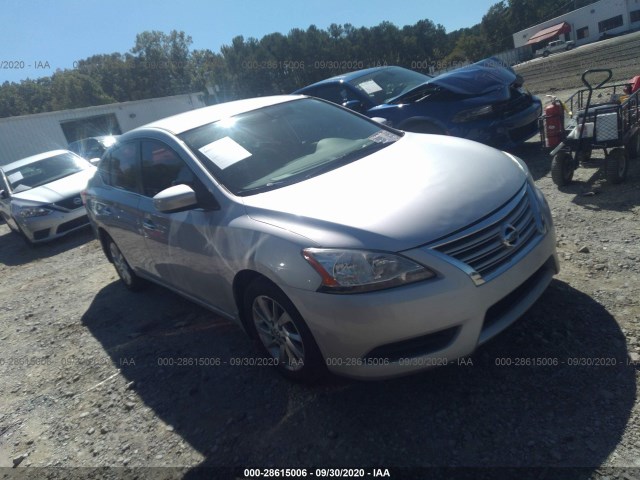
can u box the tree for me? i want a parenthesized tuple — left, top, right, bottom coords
(49, 71, 114, 110)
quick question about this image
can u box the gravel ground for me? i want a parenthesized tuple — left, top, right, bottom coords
(2, 40, 640, 480)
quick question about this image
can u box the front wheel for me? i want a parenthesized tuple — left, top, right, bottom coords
(244, 278, 325, 382)
(551, 151, 575, 186)
(107, 237, 146, 291)
(605, 148, 628, 184)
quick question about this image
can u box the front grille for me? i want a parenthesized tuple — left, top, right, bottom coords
(53, 195, 83, 211)
(509, 120, 538, 142)
(432, 185, 541, 283)
(56, 215, 89, 234)
(495, 88, 534, 117)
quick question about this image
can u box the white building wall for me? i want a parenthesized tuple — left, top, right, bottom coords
(513, 0, 640, 49)
(0, 93, 207, 166)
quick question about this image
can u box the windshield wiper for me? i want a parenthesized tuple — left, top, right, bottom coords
(235, 179, 294, 196)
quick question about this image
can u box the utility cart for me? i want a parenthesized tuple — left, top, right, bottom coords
(539, 68, 640, 187)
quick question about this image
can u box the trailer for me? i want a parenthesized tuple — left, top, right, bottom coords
(539, 69, 640, 187)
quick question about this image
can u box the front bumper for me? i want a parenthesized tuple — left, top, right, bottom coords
(452, 99, 542, 149)
(15, 207, 90, 243)
(285, 199, 558, 380)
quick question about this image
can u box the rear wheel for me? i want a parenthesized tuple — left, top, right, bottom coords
(605, 147, 628, 184)
(625, 131, 640, 159)
(551, 151, 574, 186)
(244, 278, 325, 382)
(107, 237, 145, 291)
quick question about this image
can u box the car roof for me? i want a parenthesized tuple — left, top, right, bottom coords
(297, 67, 392, 90)
(1, 149, 73, 172)
(139, 95, 304, 135)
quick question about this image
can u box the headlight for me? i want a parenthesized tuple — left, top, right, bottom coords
(18, 206, 53, 218)
(302, 248, 435, 293)
(452, 105, 494, 123)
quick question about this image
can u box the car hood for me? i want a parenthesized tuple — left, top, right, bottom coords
(11, 168, 95, 204)
(242, 133, 526, 252)
(392, 58, 516, 102)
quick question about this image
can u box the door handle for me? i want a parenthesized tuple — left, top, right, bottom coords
(143, 219, 156, 231)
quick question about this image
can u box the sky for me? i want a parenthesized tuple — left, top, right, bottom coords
(0, 0, 499, 84)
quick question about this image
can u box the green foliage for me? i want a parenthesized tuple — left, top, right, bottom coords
(0, 1, 599, 117)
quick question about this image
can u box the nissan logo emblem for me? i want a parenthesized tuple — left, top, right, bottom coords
(501, 223, 519, 248)
(73, 197, 82, 206)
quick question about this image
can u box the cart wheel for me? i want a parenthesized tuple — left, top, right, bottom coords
(551, 152, 574, 186)
(605, 148, 628, 184)
(575, 149, 592, 165)
(626, 132, 640, 159)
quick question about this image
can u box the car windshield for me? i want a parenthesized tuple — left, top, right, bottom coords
(179, 98, 402, 196)
(348, 67, 432, 105)
(4, 152, 90, 193)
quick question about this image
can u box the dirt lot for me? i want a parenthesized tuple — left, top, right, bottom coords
(2, 45, 640, 480)
(1, 139, 639, 480)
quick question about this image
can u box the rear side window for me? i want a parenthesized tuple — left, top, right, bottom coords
(140, 140, 196, 197)
(108, 142, 140, 193)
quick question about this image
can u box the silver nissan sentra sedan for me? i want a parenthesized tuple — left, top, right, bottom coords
(0, 150, 96, 244)
(84, 95, 559, 381)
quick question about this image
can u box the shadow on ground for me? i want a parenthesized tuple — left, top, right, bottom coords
(80, 278, 636, 476)
(0, 224, 94, 266)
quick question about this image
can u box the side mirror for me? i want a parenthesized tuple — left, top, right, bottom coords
(343, 99, 364, 112)
(153, 184, 198, 213)
(0, 189, 7, 199)
(89, 157, 101, 166)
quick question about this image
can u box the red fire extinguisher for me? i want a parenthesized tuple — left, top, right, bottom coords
(543, 96, 565, 148)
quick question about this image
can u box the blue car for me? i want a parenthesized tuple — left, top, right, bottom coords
(294, 58, 542, 149)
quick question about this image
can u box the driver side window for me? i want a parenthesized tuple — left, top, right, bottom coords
(140, 140, 196, 198)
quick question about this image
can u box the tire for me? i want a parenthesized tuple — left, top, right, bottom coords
(12, 220, 35, 246)
(1, 212, 19, 233)
(626, 131, 640, 159)
(406, 122, 444, 135)
(107, 236, 146, 291)
(605, 147, 628, 184)
(551, 151, 575, 186)
(244, 278, 325, 382)
(543, 51, 550, 57)
(575, 148, 592, 165)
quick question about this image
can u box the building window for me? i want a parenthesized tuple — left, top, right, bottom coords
(598, 15, 623, 33)
(577, 26, 589, 39)
(60, 113, 122, 144)
(631, 10, 640, 23)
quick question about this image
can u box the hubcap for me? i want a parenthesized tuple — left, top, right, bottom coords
(252, 295, 305, 371)
(110, 242, 132, 285)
